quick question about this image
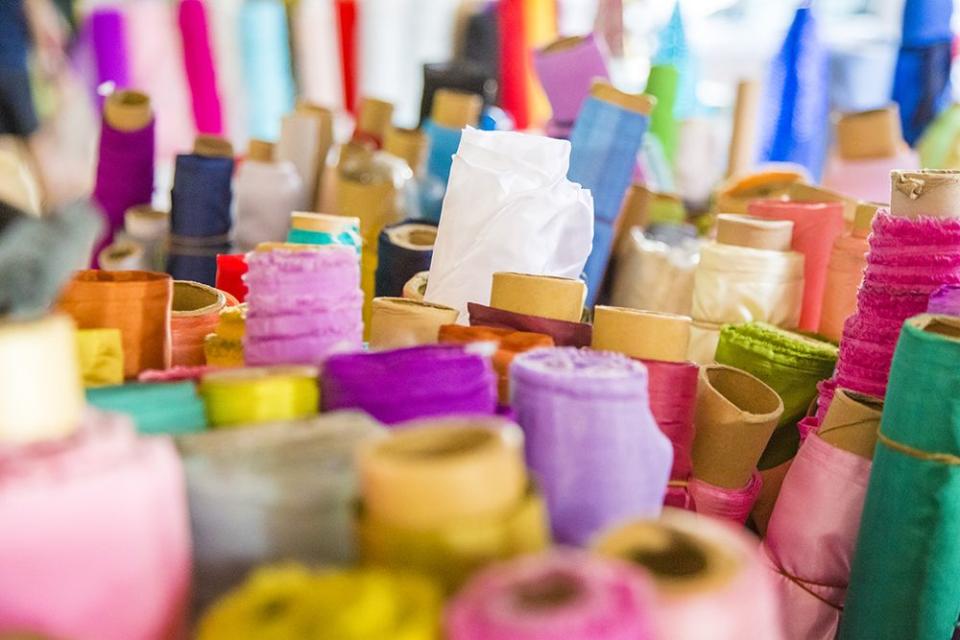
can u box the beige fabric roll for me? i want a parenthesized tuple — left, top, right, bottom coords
(818, 388, 883, 460)
(490, 272, 585, 323)
(368, 297, 460, 350)
(592, 306, 691, 362)
(890, 170, 960, 219)
(715, 214, 793, 252)
(610, 228, 698, 316)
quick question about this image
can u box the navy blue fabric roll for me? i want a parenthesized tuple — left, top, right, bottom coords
(375, 219, 437, 298)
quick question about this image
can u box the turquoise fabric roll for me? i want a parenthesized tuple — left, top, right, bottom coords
(287, 226, 362, 254)
(86, 381, 207, 435)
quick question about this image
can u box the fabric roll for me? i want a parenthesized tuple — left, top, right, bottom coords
(215, 254, 247, 303)
(462, 4, 499, 81)
(727, 78, 761, 179)
(368, 297, 459, 350)
(234, 150, 305, 252)
(204, 304, 246, 367)
(714, 215, 793, 252)
(200, 366, 319, 428)
(205, 0, 247, 147)
(496, 0, 530, 129)
(490, 272, 585, 324)
(468, 302, 592, 348)
(336, 0, 358, 112)
(420, 61, 498, 127)
(610, 228, 699, 316)
(403, 271, 430, 301)
(376, 220, 437, 298)
(819, 232, 870, 343)
(839, 315, 960, 639)
(354, 97, 395, 149)
(384, 126, 427, 175)
(322, 344, 498, 425)
(198, 565, 440, 640)
(98, 240, 148, 271)
(533, 35, 609, 139)
(748, 199, 845, 332)
(822, 149, 919, 204)
(57, 270, 173, 378)
(0, 410, 191, 640)
(595, 508, 785, 640)
(918, 103, 960, 169)
(170, 281, 226, 367)
(688, 472, 762, 524)
(76, 328, 124, 388)
(928, 283, 960, 315)
(645, 64, 680, 164)
(511, 347, 673, 545)
(293, 0, 344, 110)
(177, 0, 224, 135)
(425, 129, 592, 319)
(177, 412, 386, 611)
(124, 206, 169, 273)
(276, 110, 322, 211)
(446, 550, 658, 640)
(711, 170, 807, 215)
(592, 307, 691, 363)
(287, 211, 362, 253)
(86, 380, 207, 435)
(238, 0, 294, 140)
(89, 7, 130, 105)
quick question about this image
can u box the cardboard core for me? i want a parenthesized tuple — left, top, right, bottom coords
(194, 135, 234, 158)
(491, 273, 586, 323)
(918, 314, 960, 339)
(715, 214, 793, 251)
(172, 281, 226, 315)
(590, 80, 655, 115)
(379, 426, 494, 460)
(432, 89, 483, 129)
(540, 35, 586, 54)
(727, 78, 760, 178)
(853, 202, 884, 238)
(835, 105, 903, 160)
(592, 306, 691, 362)
(891, 170, 960, 219)
(788, 182, 859, 222)
(357, 97, 395, 141)
(514, 571, 584, 611)
(819, 388, 883, 459)
(103, 90, 152, 132)
(290, 211, 360, 234)
(247, 139, 275, 163)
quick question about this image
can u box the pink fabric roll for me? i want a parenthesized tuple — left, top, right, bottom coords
(178, 0, 224, 135)
(761, 433, 871, 640)
(446, 550, 658, 640)
(821, 149, 919, 203)
(748, 200, 845, 331)
(533, 34, 610, 139)
(688, 471, 762, 524)
(818, 233, 868, 342)
(0, 410, 191, 640)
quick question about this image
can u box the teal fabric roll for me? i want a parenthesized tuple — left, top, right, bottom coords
(287, 226, 362, 254)
(86, 381, 207, 435)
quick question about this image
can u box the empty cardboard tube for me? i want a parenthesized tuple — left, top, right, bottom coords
(368, 297, 460, 350)
(103, 90, 152, 131)
(891, 170, 960, 219)
(713, 170, 806, 215)
(787, 182, 859, 223)
(590, 80, 655, 115)
(727, 78, 760, 179)
(835, 104, 903, 160)
(591, 306, 692, 362)
(715, 214, 793, 251)
(247, 139, 275, 163)
(818, 388, 883, 460)
(431, 89, 483, 129)
(295, 102, 335, 208)
(290, 211, 360, 234)
(490, 272, 586, 323)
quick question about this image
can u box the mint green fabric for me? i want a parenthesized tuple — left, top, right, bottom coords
(86, 381, 207, 435)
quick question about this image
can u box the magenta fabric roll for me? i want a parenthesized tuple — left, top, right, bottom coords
(446, 550, 658, 640)
(510, 348, 673, 545)
(688, 471, 762, 524)
(533, 34, 610, 139)
(90, 8, 130, 107)
(927, 283, 960, 315)
(468, 302, 592, 348)
(0, 410, 191, 640)
(244, 247, 363, 366)
(177, 0, 224, 135)
(321, 344, 498, 425)
(761, 433, 871, 640)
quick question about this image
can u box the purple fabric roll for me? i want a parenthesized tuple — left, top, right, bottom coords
(533, 34, 609, 139)
(321, 344, 498, 425)
(510, 347, 673, 545)
(927, 284, 960, 315)
(90, 8, 130, 107)
(468, 303, 592, 348)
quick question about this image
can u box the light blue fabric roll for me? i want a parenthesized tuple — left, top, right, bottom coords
(240, 0, 295, 141)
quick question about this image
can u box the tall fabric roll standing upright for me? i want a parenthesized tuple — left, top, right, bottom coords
(178, 0, 224, 135)
(239, 0, 294, 140)
(293, 0, 345, 110)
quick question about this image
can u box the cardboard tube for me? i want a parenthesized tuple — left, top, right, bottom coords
(357, 97, 395, 144)
(818, 388, 883, 460)
(103, 90, 152, 132)
(431, 89, 483, 129)
(193, 135, 234, 158)
(490, 272, 586, 323)
(384, 127, 427, 174)
(590, 80, 655, 115)
(853, 201, 884, 239)
(890, 170, 960, 219)
(691, 365, 784, 489)
(247, 139, 274, 162)
(290, 211, 361, 234)
(727, 79, 760, 179)
(368, 297, 460, 350)
(836, 105, 903, 160)
(715, 214, 793, 251)
(591, 306, 691, 362)
(787, 182, 859, 223)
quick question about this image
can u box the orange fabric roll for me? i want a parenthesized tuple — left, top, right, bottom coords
(171, 281, 227, 367)
(818, 234, 869, 341)
(57, 270, 173, 378)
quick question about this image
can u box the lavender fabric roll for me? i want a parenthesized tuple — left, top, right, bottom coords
(927, 284, 960, 315)
(510, 347, 673, 545)
(322, 344, 498, 425)
(534, 35, 609, 139)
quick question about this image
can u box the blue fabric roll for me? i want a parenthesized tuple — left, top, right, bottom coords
(901, 0, 953, 46)
(240, 0, 295, 141)
(418, 120, 464, 222)
(375, 219, 437, 298)
(568, 95, 649, 307)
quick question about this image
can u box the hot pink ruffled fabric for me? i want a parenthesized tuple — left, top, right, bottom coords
(761, 433, 871, 640)
(688, 471, 762, 524)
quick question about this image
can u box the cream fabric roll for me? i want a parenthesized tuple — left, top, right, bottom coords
(293, 0, 344, 110)
(368, 298, 460, 350)
(687, 320, 722, 365)
(276, 113, 320, 212)
(610, 228, 699, 316)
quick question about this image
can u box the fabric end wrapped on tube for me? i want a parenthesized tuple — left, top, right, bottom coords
(468, 302, 592, 348)
(287, 211, 362, 254)
(591, 306, 691, 362)
(170, 281, 227, 367)
(376, 220, 437, 298)
(75, 328, 124, 388)
(489, 272, 585, 323)
(200, 366, 320, 428)
(714, 214, 794, 252)
(533, 34, 610, 139)
(368, 297, 459, 350)
(85, 380, 207, 436)
(610, 227, 699, 316)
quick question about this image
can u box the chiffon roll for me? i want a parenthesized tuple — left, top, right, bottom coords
(0, 315, 84, 444)
(239, 0, 294, 141)
(533, 34, 610, 139)
(321, 345, 498, 425)
(57, 270, 173, 378)
(293, 0, 345, 111)
(595, 509, 784, 640)
(591, 307, 691, 363)
(176, 412, 386, 610)
(170, 281, 226, 367)
(243, 245, 363, 366)
(839, 315, 960, 639)
(376, 221, 438, 298)
(197, 565, 440, 640)
(747, 199, 846, 331)
(215, 254, 248, 303)
(818, 204, 877, 342)
(178, 0, 224, 135)
(368, 298, 459, 350)
(125, 206, 169, 273)
(490, 273, 585, 324)
(287, 212, 362, 254)
(233, 144, 306, 252)
(199, 366, 319, 428)
(568, 84, 654, 306)
(446, 550, 658, 640)
(204, 304, 246, 367)
(76, 328, 124, 387)
(85, 381, 207, 435)
(610, 228, 699, 316)
(403, 271, 429, 301)
(510, 347, 673, 545)
(468, 302, 592, 348)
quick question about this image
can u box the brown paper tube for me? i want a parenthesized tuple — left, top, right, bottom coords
(788, 182, 859, 222)
(490, 272, 586, 323)
(818, 388, 883, 459)
(431, 89, 483, 129)
(835, 105, 903, 160)
(384, 127, 427, 174)
(403, 271, 430, 301)
(614, 184, 652, 252)
(193, 135, 234, 158)
(296, 102, 335, 208)
(247, 139, 274, 163)
(368, 297, 460, 350)
(691, 365, 784, 489)
(357, 97, 395, 143)
(751, 460, 791, 536)
(590, 80, 655, 115)
(290, 211, 361, 234)
(103, 90, 152, 131)
(591, 306, 691, 362)
(715, 214, 793, 251)
(890, 170, 960, 219)
(853, 201, 884, 239)
(713, 170, 806, 214)
(727, 79, 760, 179)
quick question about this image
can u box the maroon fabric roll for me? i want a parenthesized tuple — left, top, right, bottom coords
(468, 302, 592, 348)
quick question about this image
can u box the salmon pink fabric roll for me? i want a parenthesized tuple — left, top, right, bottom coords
(821, 149, 919, 203)
(819, 233, 869, 342)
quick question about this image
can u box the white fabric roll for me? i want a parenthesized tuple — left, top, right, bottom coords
(234, 159, 306, 251)
(207, 0, 249, 149)
(293, 0, 344, 110)
(687, 320, 722, 365)
(610, 228, 699, 316)
(425, 128, 593, 320)
(276, 112, 320, 208)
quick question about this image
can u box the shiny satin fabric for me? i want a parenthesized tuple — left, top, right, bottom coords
(57, 270, 173, 378)
(170, 281, 227, 367)
(468, 302, 592, 348)
(688, 472, 762, 524)
(610, 228, 699, 316)
(199, 366, 320, 428)
(75, 328, 124, 387)
(86, 381, 207, 436)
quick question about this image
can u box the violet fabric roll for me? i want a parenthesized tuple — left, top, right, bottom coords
(90, 8, 130, 107)
(322, 344, 498, 425)
(927, 283, 960, 315)
(510, 347, 673, 545)
(244, 247, 363, 366)
(534, 34, 609, 139)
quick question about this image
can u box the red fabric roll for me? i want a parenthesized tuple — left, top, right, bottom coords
(215, 254, 248, 303)
(497, 0, 530, 129)
(337, 0, 358, 113)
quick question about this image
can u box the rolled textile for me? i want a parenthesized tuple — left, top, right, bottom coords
(215, 254, 247, 303)
(711, 169, 807, 215)
(204, 304, 246, 367)
(786, 182, 859, 224)
(613, 186, 686, 253)
(292, 0, 344, 111)
(714, 214, 793, 252)
(97, 239, 148, 272)
(462, 4, 498, 80)
(403, 271, 429, 301)
(89, 7, 130, 105)
(420, 61, 498, 127)
(170, 280, 226, 367)
(610, 228, 699, 316)
(198, 564, 440, 640)
(177, 0, 223, 135)
(591, 306, 691, 363)
(822, 151, 919, 204)
(727, 78, 761, 179)
(490, 273, 585, 324)
(496, 0, 529, 129)
(244, 245, 363, 366)
(234, 141, 305, 251)
(205, 0, 247, 147)
(928, 283, 960, 315)
(287, 211, 362, 253)
(510, 347, 672, 545)
(425, 128, 593, 319)
(276, 108, 325, 210)
(336, 0, 358, 112)
(376, 220, 437, 298)
(368, 297, 459, 350)
(354, 97, 395, 149)
(469, 302, 592, 348)
(200, 366, 319, 428)
(86, 381, 207, 435)
(645, 64, 679, 164)
(568, 83, 653, 307)
(298, 103, 336, 209)
(533, 34, 609, 139)
(321, 344, 498, 425)
(918, 102, 960, 169)
(177, 411, 386, 610)
(595, 508, 784, 640)
(839, 315, 960, 639)
(818, 203, 878, 342)
(446, 550, 658, 640)
(124, 205, 169, 273)
(239, 0, 294, 141)
(76, 328, 124, 387)
(57, 270, 173, 378)
(520, 0, 556, 128)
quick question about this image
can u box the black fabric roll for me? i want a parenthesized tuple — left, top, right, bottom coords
(419, 62, 498, 126)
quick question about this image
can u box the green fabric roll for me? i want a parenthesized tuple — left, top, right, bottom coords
(715, 322, 837, 469)
(839, 315, 960, 640)
(87, 381, 207, 435)
(918, 103, 960, 170)
(644, 64, 680, 164)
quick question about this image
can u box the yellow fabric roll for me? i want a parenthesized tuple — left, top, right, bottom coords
(489, 272, 585, 323)
(591, 306, 692, 362)
(200, 366, 319, 428)
(203, 305, 246, 368)
(0, 314, 83, 443)
(75, 328, 124, 387)
(368, 297, 459, 350)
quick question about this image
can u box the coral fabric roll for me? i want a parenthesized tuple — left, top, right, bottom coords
(819, 233, 869, 342)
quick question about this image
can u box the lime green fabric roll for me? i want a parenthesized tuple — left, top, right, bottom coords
(839, 315, 960, 640)
(644, 64, 680, 164)
(86, 381, 207, 435)
(715, 322, 837, 469)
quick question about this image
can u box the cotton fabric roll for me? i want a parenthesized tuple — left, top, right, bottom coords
(376, 220, 437, 298)
(86, 381, 207, 435)
(204, 304, 245, 367)
(234, 146, 305, 252)
(239, 0, 294, 141)
(0, 410, 191, 640)
(510, 347, 672, 545)
(321, 344, 498, 425)
(244, 246, 363, 366)
(469, 302, 592, 348)
(425, 128, 593, 319)
(490, 273, 586, 324)
(200, 366, 319, 428)
(177, 412, 385, 611)
(292, 0, 344, 110)
(591, 307, 692, 364)
(368, 297, 459, 350)
(447, 550, 658, 640)
(170, 281, 226, 367)
(534, 34, 609, 139)
(215, 254, 248, 303)
(610, 228, 699, 316)
(178, 0, 224, 135)
(818, 204, 877, 342)
(76, 328, 124, 387)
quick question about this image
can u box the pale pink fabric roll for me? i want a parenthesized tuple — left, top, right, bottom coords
(688, 471, 762, 524)
(821, 149, 919, 203)
(761, 433, 871, 640)
(818, 233, 868, 342)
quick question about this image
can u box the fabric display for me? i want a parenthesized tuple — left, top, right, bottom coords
(86, 380, 207, 436)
